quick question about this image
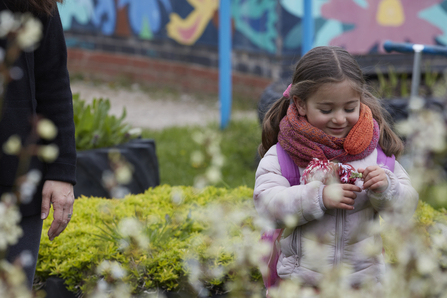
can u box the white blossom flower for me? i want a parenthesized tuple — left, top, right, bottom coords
(0, 201, 23, 250)
(417, 254, 437, 274)
(171, 188, 184, 205)
(97, 279, 108, 292)
(190, 151, 204, 166)
(110, 186, 130, 199)
(118, 217, 149, 250)
(191, 131, 205, 144)
(193, 176, 207, 189)
(361, 239, 382, 258)
(17, 14, 42, 50)
(96, 260, 125, 279)
(0, 11, 19, 37)
(102, 170, 115, 189)
(283, 214, 298, 228)
(212, 154, 225, 167)
(38, 144, 59, 162)
(19, 182, 35, 204)
(89, 272, 131, 298)
(325, 184, 343, 202)
(18, 251, 34, 268)
(115, 165, 132, 185)
(0, 260, 32, 298)
(37, 119, 58, 140)
(9, 66, 23, 80)
(3, 135, 21, 155)
(205, 167, 221, 183)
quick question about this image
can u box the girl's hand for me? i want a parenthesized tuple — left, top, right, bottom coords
(323, 184, 362, 210)
(358, 166, 388, 193)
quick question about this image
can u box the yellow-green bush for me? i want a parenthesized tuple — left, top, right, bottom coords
(36, 185, 254, 295)
(36, 186, 447, 296)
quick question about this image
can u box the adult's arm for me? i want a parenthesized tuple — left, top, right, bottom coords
(34, 7, 76, 239)
(34, 7, 76, 182)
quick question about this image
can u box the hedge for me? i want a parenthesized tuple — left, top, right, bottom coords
(36, 186, 256, 296)
(36, 185, 447, 296)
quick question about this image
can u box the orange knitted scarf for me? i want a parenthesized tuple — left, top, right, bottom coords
(344, 103, 375, 154)
(278, 103, 379, 167)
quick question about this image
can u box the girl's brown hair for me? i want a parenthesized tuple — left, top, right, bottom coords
(4, 0, 63, 16)
(259, 46, 404, 158)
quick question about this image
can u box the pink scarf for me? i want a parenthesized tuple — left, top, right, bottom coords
(278, 103, 379, 168)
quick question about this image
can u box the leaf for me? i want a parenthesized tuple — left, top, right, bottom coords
(72, 94, 137, 150)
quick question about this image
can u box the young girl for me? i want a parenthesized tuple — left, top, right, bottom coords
(254, 46, 418, 287)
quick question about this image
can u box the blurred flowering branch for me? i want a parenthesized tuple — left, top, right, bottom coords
(190, 129, 225, 189)
(396, 96, 447, 206)
(0, 9, 51, 298)
(0, 11, 42, 116)
(101, 150, 134, 199)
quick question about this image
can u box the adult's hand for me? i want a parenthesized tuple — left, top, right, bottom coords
(41, 180, 74, 241)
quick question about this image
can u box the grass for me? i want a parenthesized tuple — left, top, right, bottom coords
(142, 119, 261, 189)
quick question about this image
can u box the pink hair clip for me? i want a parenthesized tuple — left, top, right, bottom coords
(283, 84, 292, 98)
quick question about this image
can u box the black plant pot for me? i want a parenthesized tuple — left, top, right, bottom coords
(41, 277, 232, 298)
(381, 97, 445, 123)
(74, 138, 160, 198)
(41, 277, 77, 298)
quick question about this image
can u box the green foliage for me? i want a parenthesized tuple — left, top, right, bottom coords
(419, 183, 447, 211)
(415, 200, 447, 227)
(142, 119, 261, 188)
(36, 185, 447, 296)
(73, 93, 136, 151)
(424, 65, 440, 91)
(373, 66, 447, 99)
(36, 185, 255, 295)
(375, 65, 409, 98)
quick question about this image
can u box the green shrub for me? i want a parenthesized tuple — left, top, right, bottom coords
(36, 185, 255, 295)
(73, 93, 136, 151)
(36, 185, 447, 296)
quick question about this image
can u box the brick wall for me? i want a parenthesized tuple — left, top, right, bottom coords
(67, 48, 273, 103)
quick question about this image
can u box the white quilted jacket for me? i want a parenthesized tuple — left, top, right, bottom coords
(254, 144, 418, 286)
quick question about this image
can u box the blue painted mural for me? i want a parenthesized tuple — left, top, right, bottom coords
(58, 0, 447, 55)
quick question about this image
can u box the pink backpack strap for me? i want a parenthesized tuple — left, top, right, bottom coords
(276, 143, 301, 186)
(376, 145, 395, 172)
(260, 144, 301, 291)
(261, 229, 283, 289)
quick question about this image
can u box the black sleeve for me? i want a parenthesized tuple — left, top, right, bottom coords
(34, 7, 76, 185)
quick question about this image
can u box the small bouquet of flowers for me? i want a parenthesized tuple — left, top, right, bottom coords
(301, 158, 363, 185)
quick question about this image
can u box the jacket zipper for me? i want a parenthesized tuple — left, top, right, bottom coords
(334, 209, 346, 265)
(292, 227, 301, 267)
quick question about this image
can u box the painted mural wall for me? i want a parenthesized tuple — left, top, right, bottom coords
(59, 0, 447, 55)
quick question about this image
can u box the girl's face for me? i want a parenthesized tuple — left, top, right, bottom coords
(294, 80, 361, 138)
